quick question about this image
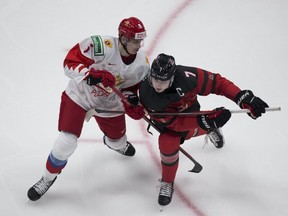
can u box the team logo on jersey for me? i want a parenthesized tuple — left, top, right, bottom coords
(145, 56, 149, 64)
(91, 35, 104, 56)
(104, 39, 113, 48)
(115, 74, 125, 86)
(91, 88, 110, 98)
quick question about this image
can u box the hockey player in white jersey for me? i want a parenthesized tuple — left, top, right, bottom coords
(27, 17, 149, 201)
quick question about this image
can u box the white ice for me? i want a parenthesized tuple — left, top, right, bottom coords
(1, 0, 288, 215)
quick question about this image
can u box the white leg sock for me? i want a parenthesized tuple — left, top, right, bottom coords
(43, 131, 78, 181)
(104, 134, 127, 150)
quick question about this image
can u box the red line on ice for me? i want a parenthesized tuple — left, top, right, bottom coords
(141, 0, 207, 215)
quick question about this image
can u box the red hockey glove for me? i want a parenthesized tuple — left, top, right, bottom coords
(197, 107, 231, 131)
(122, 101, 145, 120)
(85, 68, 116, 88)
(234, 90, 269, 119)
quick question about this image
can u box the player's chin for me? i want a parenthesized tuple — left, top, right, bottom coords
(131, 49, 139, 54)
(155, 88, 164, 93)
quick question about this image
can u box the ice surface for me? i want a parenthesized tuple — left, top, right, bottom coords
(1, 0, 288, 215)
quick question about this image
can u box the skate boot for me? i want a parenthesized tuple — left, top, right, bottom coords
(103, 136, 135, 156)
(207, 128, 224, 148)
(27, 176, 57, 201)
(158, 180, 174, 206)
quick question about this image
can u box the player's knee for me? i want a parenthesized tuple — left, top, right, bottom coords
(51, 131, 78, 160)
(159, 133, 181, 154)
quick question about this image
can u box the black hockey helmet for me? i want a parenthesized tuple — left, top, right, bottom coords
(150, 53, 176, 81)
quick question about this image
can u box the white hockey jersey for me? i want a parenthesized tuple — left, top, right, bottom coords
(63, 35, 150, 117)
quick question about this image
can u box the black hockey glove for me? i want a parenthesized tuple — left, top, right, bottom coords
(86, 76, 102, 86)
(123, 91, 140, 106)
(85, 69, 116, 88)
(126, 94, 139, 106)
(197, 107, 231, 131)
(234, 90, 269, 119)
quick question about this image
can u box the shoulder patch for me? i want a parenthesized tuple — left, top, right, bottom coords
(91, 35, 104, 56)
(104, 39, 113, 48)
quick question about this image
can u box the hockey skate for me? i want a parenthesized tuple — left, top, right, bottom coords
(207, 128, 224, 148)
(27, 176, 57, 201)
(103, 136, 135, 156)
(158, 180, 174, 206)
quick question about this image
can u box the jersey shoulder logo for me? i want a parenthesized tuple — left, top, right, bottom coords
(91, 35, 104, 56)
(104, 39, 113, 48)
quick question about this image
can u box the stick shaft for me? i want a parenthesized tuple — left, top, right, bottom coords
(94, 107, 281, 116)
(110, 86, 202, 172)
(230, 107, 280, 113)
(148, 107, 280, 116)
(142, 116, 203, 173)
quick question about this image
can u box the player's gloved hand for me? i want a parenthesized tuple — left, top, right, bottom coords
(234, 90, 269, 119)
(85, 68, 116, 88)
(122, 101, 145, 120)
(123, 92, 140, 106)
(197, 107, 231, 131)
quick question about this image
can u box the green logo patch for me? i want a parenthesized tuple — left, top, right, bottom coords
(91, 35, 104, 56)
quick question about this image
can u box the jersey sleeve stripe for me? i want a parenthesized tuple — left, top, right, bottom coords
(199, 70, 208, 95)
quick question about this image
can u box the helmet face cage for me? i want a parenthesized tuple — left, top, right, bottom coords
(118, 17, 147, 40)
(149, 54, 176, 81)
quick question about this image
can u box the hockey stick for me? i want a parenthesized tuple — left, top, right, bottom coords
(141, 115, 203, 173)
(93, 109, 124, 114)
(109, 86, 202, 173)
(91, 107, 281, 116)
(142, 107, 281, 116)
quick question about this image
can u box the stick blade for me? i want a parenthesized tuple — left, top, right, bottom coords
(189, 164, 203, 173)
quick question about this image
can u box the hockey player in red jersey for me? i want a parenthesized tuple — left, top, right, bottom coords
(27, 17, 149, 201)
(139, 53, 268, 206)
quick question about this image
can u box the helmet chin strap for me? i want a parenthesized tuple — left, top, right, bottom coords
(119, 36, 130, 55)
